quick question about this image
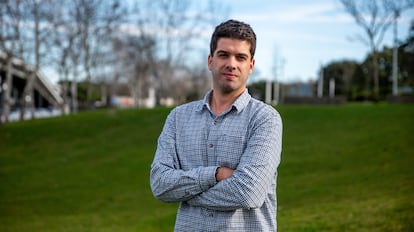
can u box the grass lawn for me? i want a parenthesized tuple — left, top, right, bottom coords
(0, 104, 413, 231)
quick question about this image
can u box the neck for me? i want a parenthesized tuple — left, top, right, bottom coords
(210, 88, 245, 116)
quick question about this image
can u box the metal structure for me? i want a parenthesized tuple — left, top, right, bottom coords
(0, 51, 64, 122)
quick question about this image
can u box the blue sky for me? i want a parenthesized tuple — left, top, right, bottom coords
(42, 0, 413, 85)
(219, 0, 414, 83)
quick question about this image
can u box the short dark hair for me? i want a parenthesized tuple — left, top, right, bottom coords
(210, 19, 257, 59)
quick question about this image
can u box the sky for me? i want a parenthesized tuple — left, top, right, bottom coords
(41, 0, 414, 85)
(218, 0, 414, 83)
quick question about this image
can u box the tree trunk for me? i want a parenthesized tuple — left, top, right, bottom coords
(2, 53, 13, 123)
(20, 70, 36, 121)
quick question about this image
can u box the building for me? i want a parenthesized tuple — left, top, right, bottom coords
(0, 51, 64, 122)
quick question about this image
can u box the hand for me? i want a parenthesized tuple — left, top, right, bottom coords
(215, 167, 234, 182)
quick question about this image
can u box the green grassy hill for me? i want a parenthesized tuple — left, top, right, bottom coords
(0, 104, 413, 231)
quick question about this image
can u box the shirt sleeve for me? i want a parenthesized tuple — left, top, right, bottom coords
(186, 109, 282, 211)
(150, 108, 218, 203)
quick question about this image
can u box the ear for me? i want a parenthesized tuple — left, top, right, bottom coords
(207, 55, 213, 70)
(249, 58, 255, 74)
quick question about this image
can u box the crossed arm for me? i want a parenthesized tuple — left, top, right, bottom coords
(150, 109, 282, 211)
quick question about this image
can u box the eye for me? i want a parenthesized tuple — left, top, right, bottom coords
(218, 53, 228, 58)
(237, 55, 248, 61)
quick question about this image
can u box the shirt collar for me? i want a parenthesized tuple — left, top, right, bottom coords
(196, 89, 251, 114)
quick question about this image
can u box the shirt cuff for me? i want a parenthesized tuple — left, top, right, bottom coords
(198, 166, 219, 191)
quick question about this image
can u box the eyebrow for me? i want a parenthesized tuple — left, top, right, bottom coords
(216, 50, 250, 58)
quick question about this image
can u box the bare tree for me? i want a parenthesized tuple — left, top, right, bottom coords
(0, 0, 25, 56)
(0, 0, 23, 123)
(52, 0, 84, 113)
(133, 0, 227, 103)
(50, 0, 124, 112)
(20, 0, 59, 119)
(186, 58, 211, 102)
(76, 0, 123, 108)
(86, 0, 124, 107)
(1, 0, 227, 120)
(52, 4, 78, 114)
(339, 0, 395, 99)
(112, 34, 156, 107)
(0, 0, 58, 121)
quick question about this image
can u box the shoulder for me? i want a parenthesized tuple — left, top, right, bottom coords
(171, 100, 203, 115)
(243, 98, 283, 132)
(166, 100, 204, 122)
(245, 98, 282, 135)
(248, 98, 281, 120)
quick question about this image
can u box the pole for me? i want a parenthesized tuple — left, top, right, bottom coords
(329, 78, 335, 98)
(317, 64, 324, 98)
(392, 10, 400, 96)
(273, 82, 279, 105)
(265, 80, 272, 104)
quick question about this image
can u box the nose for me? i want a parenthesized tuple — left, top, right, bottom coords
(225, 57, 237, 71)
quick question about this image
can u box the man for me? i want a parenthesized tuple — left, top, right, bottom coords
(150, 19, 283, 231)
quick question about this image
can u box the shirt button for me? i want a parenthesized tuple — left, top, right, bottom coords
(213, 120, 217, 125)
(208, 144, 214, 148)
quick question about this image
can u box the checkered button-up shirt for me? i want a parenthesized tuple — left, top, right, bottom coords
(150, 89, 283, 231)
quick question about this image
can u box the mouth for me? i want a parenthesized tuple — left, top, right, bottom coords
(222, 72, 238, 80)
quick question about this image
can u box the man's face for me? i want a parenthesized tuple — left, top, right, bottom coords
(208, 38, 255, 95)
